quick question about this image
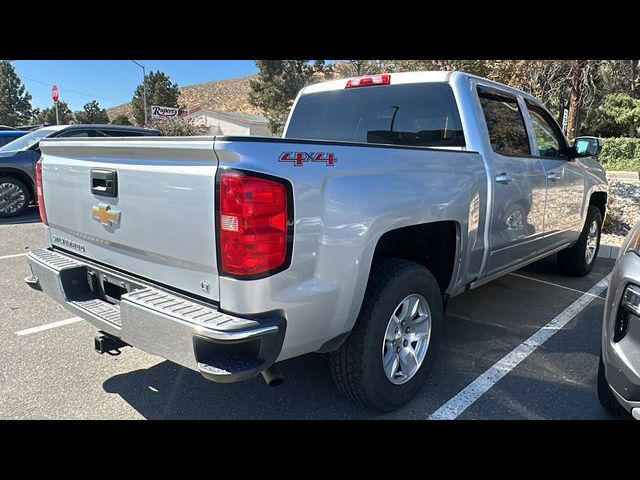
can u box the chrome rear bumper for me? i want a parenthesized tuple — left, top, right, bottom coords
(25, 248, 285, 383)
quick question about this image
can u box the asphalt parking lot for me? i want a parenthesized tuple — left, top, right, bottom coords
(0, 209, 619, 419)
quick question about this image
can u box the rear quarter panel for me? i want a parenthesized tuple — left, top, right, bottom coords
(214, 138, 487, 360)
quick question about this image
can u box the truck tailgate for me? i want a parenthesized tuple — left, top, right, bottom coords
(39, 137, 220, 302)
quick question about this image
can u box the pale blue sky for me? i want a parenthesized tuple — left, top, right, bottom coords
(11, 60, 259, 111)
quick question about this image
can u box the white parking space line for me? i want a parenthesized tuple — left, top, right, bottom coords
(0, 253, 27, 261)
(508, 272, 607, 299)
(429, 273, 611, 420)
(15, 317, 83, 336)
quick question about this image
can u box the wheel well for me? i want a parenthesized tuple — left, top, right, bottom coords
(371, 221, 458, 294)
(0, 168, 35, 200)
(589, 191, 607, 219)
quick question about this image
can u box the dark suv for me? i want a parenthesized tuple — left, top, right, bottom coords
(0, 124, 161, 218)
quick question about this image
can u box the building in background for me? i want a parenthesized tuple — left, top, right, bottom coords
(181, 110, 273, 137)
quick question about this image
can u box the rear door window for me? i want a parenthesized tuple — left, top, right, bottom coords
(478, 87, 531, 156)
(285, 83, 465, 147)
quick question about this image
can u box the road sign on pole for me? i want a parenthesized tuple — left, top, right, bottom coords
(52, 85, 60, 125)
(562, 108, 569, 134)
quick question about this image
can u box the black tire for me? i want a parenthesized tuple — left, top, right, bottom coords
(557, 206, 602, 277)
(597, 354, 630, 419)
(0, 176, 30, 218)
(329, 259, 443, 412)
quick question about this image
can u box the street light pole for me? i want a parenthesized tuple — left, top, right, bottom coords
(131, 60, 148, 125)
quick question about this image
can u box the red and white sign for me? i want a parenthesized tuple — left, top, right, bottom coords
(51, 85, 59, 103)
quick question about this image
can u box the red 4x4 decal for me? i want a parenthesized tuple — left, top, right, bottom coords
(279, 152, 337, 167)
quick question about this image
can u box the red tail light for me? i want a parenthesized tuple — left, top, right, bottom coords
(218, 171, 291, 278)
(345, 74, 391, 88)
(35, 159, 48, 225)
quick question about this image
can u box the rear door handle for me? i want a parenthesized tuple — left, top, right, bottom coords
(547, 171, 559, 181)
(495, 173, 512, 184)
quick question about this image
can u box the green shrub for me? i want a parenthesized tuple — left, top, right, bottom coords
(598, 137, 640, 171)
(110, 114, 132, 125)
(586, 94, 640, 138)
(148, 118, 208, 136)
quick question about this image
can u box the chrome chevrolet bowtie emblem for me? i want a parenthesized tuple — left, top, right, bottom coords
(92, 204, 121, 227)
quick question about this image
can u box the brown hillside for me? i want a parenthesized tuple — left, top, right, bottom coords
(107, 76, 262, 121)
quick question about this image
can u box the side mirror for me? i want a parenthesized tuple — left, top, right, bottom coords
(572, 136, 602, 158)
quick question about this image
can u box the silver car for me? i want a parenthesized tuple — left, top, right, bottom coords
(599, 219, 640, 419)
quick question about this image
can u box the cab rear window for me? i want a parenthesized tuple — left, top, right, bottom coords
(285, 83, 465, 148)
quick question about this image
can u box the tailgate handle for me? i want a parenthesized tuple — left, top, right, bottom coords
(91, 169, 118, 198)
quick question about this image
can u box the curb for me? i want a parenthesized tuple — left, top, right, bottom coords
(597, 244, 621, 260)
(606, 171, 640, 182)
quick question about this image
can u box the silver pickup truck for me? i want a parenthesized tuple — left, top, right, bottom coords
(26, 71, 607, 411)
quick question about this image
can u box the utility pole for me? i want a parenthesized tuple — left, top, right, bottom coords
(131, 60, 148, 125)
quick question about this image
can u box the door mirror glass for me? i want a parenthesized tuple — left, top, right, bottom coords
(573, 136, 602, 158)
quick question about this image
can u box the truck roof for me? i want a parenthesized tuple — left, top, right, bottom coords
(301, 71, 539, 104)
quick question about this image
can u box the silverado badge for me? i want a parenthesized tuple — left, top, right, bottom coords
(92, 204, 121, 227)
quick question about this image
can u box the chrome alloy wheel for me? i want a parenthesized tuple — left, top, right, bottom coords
(382, 293, 432, 385)
(585, 219, 599, 265)
(0, 181, 26, 215)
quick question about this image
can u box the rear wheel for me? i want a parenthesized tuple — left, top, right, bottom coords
(0, 176, 30, 218)
(557, 206, 602, 276)
(329, 259, 443, 412)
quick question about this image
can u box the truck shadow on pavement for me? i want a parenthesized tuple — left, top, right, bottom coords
(102, 353, 385, 420)
(102, 256, 617, 420)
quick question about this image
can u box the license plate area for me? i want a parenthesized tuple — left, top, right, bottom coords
(86, 268, 144, 305)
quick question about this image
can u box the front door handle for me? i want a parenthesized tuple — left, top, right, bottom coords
(547, 171, 559, 181)
(495, 173, 512, 184)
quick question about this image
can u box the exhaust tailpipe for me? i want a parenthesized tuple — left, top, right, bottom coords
(261, 365, 284, 387)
